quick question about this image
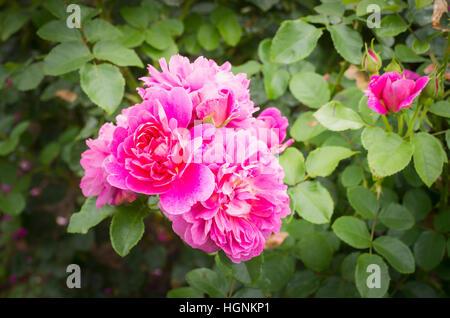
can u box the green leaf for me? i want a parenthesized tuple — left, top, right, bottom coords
(412, 39, 430, 54)
(120, 6, 149, 29)
(395, 44, 427, 63)
(414, 231, 446, 271)
(160, 19, 184, 36)
(332, 216, 371, 249)
(403, 188, 431, 222)
(37, 20, 83, 42)
(79, 63, 125, 114)
(0, 192, 26, 216)
(11, 62, 44, 91)
(93, 41, 143, 68)
(270, 20, 322, 64)
(340, 252, 360, 282)
(258, 39, 272, 64)
(433, 209, 450, 233)
(327, 24, 363, 65)
(279, 147, 306, 185)
(289, 72, 330, 108)
(306, 146, 356, 178)
(411, 132, 445, 187)
(314, 101, 365, 131)
(379, 203, 415, 230)
(40, 141, 60, 165)
(285, 219, 315, 240)
(116, 25, 145, 48)
(0, 121, 30, 156)
(262, 64, 290, 100)
(231, 254, 264, 286)
(315, 1, 345, 16)
(290, 181, 334, 224)
(377, 15, 407, 37)
(197, 24, 220, 51)
(366, 131, 413, 177)
(340, 165, 363, 188)
(141, 42, 178, 62)
(232, 288, 265, 298)
(0, 9, 28, 41)
(145, 24, 174, 50)
(294, 231, 333, 272)
(186, 268, 228, 298)
(67, 197, 116, 234)
(347, 186, 379, 219)
(361, 126, 385, 150)
(285, 270, 321, 297)
(44, 42, 93, 76)
(216, 12, 242, 46)
(231, 60, 261, 78)
(356, 0, 388, 16)
(415, 0, 433, 9)
(359, 96, 380, 125)
(373, 236, 415, 273)
(84, 19, 123, 42)
(429, 100, 450, 118)
(109, 205, 146, 257)
(290, 111, 326, 142)
(255, 252, 294, 292)
(167, 287, 203, 298)
(355, 253, 390, 298)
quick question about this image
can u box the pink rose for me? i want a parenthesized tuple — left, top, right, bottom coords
(365, 71, 429, 114)
(252, 107, 294, 153)
(138, 55, 256, 128)
(104, 87, 215, 214)
(162, 129, 291, 263)
(80, 123, 136, 209)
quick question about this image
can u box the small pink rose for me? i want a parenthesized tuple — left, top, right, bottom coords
(365, 71, 429, 114)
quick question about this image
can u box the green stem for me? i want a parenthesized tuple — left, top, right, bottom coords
(369, 215, 378, 255)
(330, 61, 349, 98)
(394, 11, 420, 41)
(227, 278, 236, 298)
(397, 113, 404, 136)
(381, 115, 393, 132)
(404, 104, 422, 138)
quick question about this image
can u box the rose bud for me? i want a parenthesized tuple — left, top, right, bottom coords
(362, 44, 382, 75)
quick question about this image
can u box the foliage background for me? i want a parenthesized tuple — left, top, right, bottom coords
(0, 0, 449, 298)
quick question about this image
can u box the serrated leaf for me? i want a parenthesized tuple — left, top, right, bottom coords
(314, 101, 365, 131)
(373, 236, 415, 273)
(289, 72, 330, 108)
(327, 24, 363, 64)
(79, 63, 125, 114)
(109, 205, 146, 257)
(67, 197, 116, 234)
(355, 253, 390, 298)
(44, 42, 93, 76)
(270, 20, 322, 64)
(306, 146, 356, 177)
(332, 216, 371, 249)
(290, 181, 334, 224)
(93, 41, 143, 67)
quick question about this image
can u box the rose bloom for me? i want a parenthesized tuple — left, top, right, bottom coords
(138, 55, 256, 128)
(365, 71, 429, 114)
(251, 107, 294, 153)
(162, 129, 291, 263)
(80, 122, 136, 209)
(104, 87, 215, 214)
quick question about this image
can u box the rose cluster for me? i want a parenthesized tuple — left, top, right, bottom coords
(80, 55, 293, 263)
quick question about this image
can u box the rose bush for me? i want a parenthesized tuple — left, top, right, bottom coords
(0, 0, 449, 298)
